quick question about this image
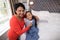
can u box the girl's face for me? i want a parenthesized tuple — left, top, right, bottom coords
(16, 7, 25, 18)
(26, 12, 32, 20)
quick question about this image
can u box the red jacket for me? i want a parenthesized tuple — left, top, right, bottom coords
(8, 15, 30, 40)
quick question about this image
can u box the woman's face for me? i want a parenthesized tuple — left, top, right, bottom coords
(26, 12, 32, 20)
(16, 7, 25, 18)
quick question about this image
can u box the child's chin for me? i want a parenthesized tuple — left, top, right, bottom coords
(29, 18, 32, 20)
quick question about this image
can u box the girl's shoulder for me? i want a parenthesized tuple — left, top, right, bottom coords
(24, 18, 29, 23)
(24, 18, 35, 23)
(24, 18, 34, 21)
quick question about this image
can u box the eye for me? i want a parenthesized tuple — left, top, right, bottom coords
(22, 10, 24, 12)
(19, 10, 21, 12)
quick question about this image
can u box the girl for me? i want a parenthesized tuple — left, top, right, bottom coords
(24, 11, 39, 40)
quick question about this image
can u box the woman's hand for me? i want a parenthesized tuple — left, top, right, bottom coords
(28, 23, 32, 27)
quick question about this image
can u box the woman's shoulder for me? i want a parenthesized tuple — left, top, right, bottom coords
(10, 15, 17, 22)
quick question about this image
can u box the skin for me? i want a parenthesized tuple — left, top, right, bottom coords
(15, 7, 25, 20)
(26, 12, 33, 20)
(15, 6, 32, 27)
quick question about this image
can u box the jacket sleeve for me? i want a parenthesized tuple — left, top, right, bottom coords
(10, 18, 30, 36)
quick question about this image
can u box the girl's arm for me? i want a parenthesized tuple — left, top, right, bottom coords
(33, 15, 39, 21)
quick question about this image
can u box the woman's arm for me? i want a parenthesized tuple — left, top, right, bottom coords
(10, 20, 30, 35)
(10, 19, 31, 36)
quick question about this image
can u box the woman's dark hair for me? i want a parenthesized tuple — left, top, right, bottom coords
(25, 11, 37, 28)
(14, 3, 25, 14)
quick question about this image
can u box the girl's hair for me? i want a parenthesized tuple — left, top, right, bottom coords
(14, 3, 25, 14)
(25, 11, 37, 28)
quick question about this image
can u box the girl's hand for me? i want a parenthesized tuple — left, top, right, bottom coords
(33, 15, 39, 21)
(35, 16, 39, 20)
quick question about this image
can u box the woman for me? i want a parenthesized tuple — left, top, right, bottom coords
(7, 3, 32, 40)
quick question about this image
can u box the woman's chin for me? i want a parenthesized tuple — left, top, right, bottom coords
(20, 15, 23, 18)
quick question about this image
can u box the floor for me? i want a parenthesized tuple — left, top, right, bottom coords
(32, 10, 60, 40)
(0, 11, 60, 40)
(0, 31, 8, 40)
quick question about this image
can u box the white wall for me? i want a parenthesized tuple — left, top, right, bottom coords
(0, 0, 12, 36)
(18, 0, 27, 3)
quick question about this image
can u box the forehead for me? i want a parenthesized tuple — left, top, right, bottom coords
(17, 7, 24, 10)
(26, 12, 32, 15)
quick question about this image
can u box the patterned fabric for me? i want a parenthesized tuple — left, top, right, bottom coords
(30, 0, 60, 13)
(24, 18, 39, 40)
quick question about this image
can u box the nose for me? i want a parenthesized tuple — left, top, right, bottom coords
(20, 11, 24, 14)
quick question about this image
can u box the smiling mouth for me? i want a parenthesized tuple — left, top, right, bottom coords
(20, 14, 24, 17)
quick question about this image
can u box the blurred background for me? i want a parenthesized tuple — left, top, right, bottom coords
(0, 0, 60, 40)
